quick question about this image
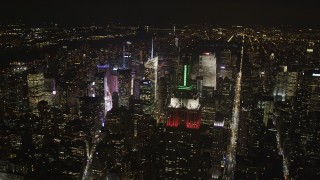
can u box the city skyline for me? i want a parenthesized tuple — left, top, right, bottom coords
(1, 1, 320, 179)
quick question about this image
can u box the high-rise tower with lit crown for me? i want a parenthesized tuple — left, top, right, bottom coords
(166, 57, 201, 129)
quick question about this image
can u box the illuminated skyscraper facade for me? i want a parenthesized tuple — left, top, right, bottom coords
(167, 63, 201, 129)
(199, 52, 217, 89)
(218, 50, 234, 79)
(144, 56, 159, 118)
(94, 71, 112, 116)
(1, 65, 28, 116)
(27, 72, 45, 114)
(118, 69, 131, 109)
(144, 56, 158, 101)
(140, 79, 154, 115)
(121, 41, 133, 70)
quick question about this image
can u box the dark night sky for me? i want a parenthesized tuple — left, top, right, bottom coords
(1, 0, 320, 26)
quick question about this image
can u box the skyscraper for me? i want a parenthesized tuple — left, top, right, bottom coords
(1, 64, 28, 117)
(118, 69, 131, 109)
(144, 56, 159, 118)
(167, 61, 201, 129)
(79, 96, 104, 131)
(199, 52, 217, 90)
(140, 79, 154, 115)
(121, 41, 133, 70)
(93, 71, 113, 117)
(27, 72, 45, 114)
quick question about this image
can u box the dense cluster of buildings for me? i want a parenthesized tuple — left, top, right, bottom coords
(0, 24, 320, 179)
